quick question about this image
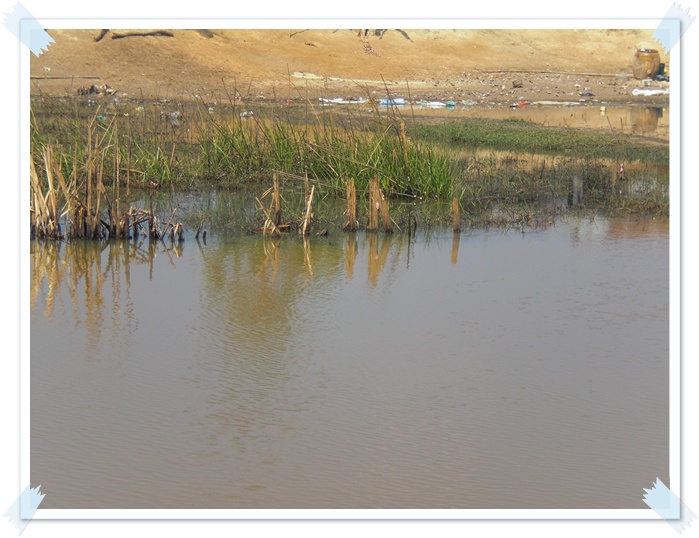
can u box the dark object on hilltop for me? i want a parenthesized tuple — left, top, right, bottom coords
(111, 30, 175, 40)
(95, 29, 110, 42)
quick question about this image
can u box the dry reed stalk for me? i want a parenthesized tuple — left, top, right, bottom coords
(29, 147, 65, 239)
(29, 158, 49, 238)
(148, 196, 159, 239)
(367, 175, 380, 232)
(452, 197, 461, 232)
(300, 184, 315, 236)
(42, 147, 59, 233)
(256, 197, 281, 237)
(344, 178, 358, 231)
(86, 123, 94, 238)
(400, 121, 408, 163)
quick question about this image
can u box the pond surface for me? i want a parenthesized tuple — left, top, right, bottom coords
(30, 216, 669, 510)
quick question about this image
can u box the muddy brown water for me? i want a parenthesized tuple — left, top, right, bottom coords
(30, 216, 669, 510)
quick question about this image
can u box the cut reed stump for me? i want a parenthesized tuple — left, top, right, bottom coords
(257, 173, 292, 237)
(452, 197, 461, 232)
(148, 196, 160, 239)
(343, 178, 358, 231)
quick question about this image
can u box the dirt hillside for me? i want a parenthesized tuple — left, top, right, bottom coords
(30, 28, 669, 105)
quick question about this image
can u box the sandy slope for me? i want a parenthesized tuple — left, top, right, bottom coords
(30, 28, 669, 105)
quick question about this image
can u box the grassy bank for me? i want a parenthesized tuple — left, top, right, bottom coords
(412, 117, 669, 165)
(29, 95, 669, 237)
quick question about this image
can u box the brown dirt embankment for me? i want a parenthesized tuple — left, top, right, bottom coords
(30, 29, 669, 106)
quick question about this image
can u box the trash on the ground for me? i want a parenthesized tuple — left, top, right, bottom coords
(654, 74, 670, 82)
(77, 85, 101, 95)
(420, 100, 446, 108)
(509, 100, 531, 108)
(633, 48, 661, 80)
(580, 92, 595, 97)
(631, 87, 669, 96)
(318, 96, 368, 105)
(77, 84, 116, 96)
(239, 110, 254, 118)
(461, 99, 478, 107)
(161, 110, 182, 126)
(379, 97, 406, 107)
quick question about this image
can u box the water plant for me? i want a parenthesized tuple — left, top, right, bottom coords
(29, 91, 670, 239)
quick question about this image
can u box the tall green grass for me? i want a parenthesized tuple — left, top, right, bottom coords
(30, 94, 670, 234)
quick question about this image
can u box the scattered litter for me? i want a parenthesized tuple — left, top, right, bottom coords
(420, 100, 447, 108)
(239, 110, 254, 119)
(579, 92, 595, 97)
(631, 87, 669, 96)
(379, 97, 405, 107)
(461, 99, 478, 107)
(318, 97, 368, 105)
(509, 100, 531, 108)
(76, 84, 116, 96)
(77, 85, 101, 96)
(161, 110, 182, 126)
(419, 99, 457, 110)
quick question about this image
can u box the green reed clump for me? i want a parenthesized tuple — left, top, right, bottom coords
(31, 97, 204, 191)
(197, 104, 457, 197)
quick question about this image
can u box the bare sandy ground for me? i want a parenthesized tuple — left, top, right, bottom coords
(30, 28, 670, 107)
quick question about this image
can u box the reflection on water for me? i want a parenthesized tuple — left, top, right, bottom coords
(30, 217, 669, 509)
